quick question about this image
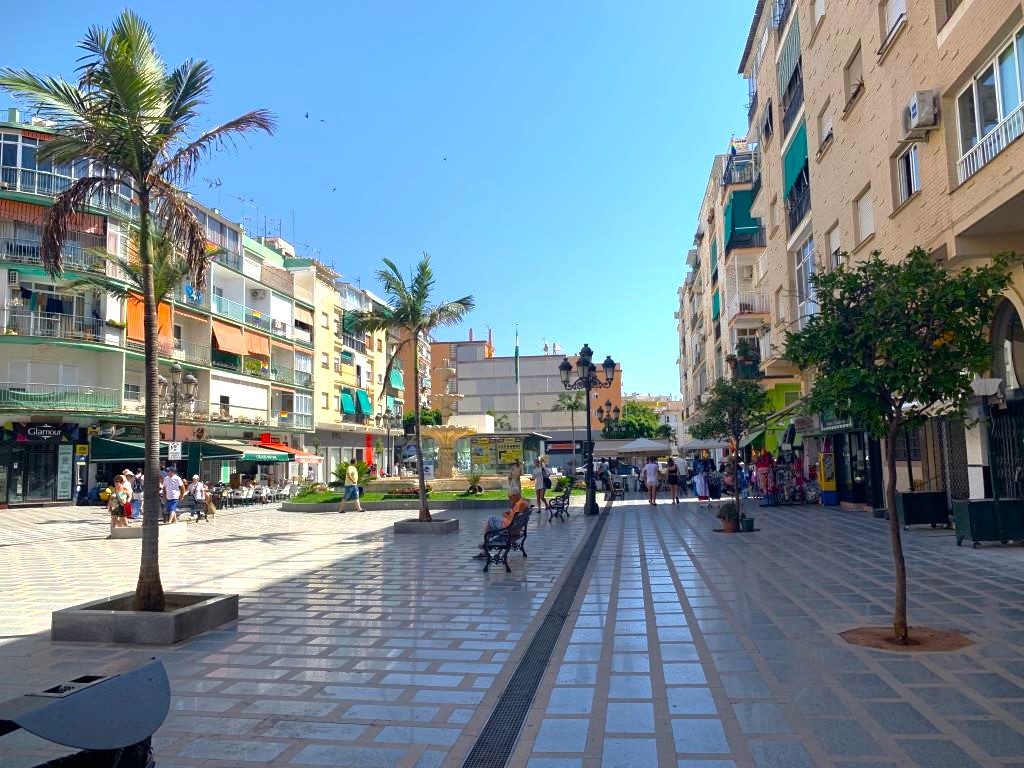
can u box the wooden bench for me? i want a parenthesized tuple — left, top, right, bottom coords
(483, 506, 533, 573)
(547, 488, 572, 522)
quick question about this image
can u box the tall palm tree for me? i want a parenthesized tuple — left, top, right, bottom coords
(0, 11, 274, 611)
(552, 390, 585, 471)
(352, 254, 473, 522)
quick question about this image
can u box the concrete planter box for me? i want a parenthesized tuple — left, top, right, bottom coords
(280, 501, 340, 513)
(393, 518, 460, 534)
(282, 498, 513, 513)
(108, 521, 188, 540)
(52, 592, 238, 645)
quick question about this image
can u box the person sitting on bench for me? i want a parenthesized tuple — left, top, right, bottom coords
(473, 491, 530, 559)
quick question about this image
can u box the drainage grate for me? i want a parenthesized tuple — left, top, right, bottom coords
(461, 508, 610, 768)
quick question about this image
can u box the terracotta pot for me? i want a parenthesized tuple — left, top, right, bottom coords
(722, 518, 739, 533)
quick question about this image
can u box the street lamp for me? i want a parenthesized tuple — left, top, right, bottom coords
(158, 362, 199, 445)
(559, 344, 616, 515)
(375, 408, 402, 476)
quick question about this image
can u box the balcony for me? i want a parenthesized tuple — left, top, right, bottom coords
(212, 250, 243, 272)
(271, 364, 294, 385)
(209, 402, 268, 426)
(269, 411, 313, 429)
(725, 226, 766, 255)
(243, 356, 271, 379)
(293, 326, 312, 345)
(781, 75, 804, 137)
(244, 308, 272, 332)
(726, 291, 770, 321)
(0, 382, 120, 412)
(1, 308, 111, 344)
(958, 101, 1024, 184)
(0, 167, 136, 218)
(721, 153, 754, 186)
(270, 318, 293, 339)
(773, 0, 794, 29)
(759, 331, 774, 365)
(176, 283, 209, 310)
(294, 370, 313, 388)
(211, 293, 244, 322)
(211, 350, 242, 373)
(0, 238, 108, 275)
(786, 184, 812, 234)
(747, 91, 759, 125)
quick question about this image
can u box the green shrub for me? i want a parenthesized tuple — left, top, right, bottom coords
(716, 501, 739, 522)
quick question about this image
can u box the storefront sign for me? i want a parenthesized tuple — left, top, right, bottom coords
(56, 444, 73, 500)
(496, 437, 523, 464)
(75, 445, 89, 456)
(7, 422, 79, 443)
(819, 411, 854, 433)
(470, 438, 494, 470)
(168, 441, 183, 460)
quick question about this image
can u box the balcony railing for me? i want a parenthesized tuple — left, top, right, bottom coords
(726, 291, 770, 321)
(786, 184, 812, 234)
(294, 370, 313, 387)
(781, 75, 804, 137)
(211, 293, 244, 322)
(270, 318, 293, 339)
(0, 381, 120, 412)
(272, 364, 294, 385)
(1, 308, 110, 343)
(0, 167, 136, 218)
(773, 0, 794, 29)
(293, 327, 312, 345)
(209, 402, 268, 426)
(747, 91, 759, 125)
(0, 238, 109, 274)
(725, 226, 766, 254)
(341, 333, 367, 353)
(958, 101, 1024, 184)
(211, 350, 242, 373)
(721, 152, 754, 186)
(212, 250, 243, 271)
(269, 411, 313, 429)
(244, 308, 272, 332)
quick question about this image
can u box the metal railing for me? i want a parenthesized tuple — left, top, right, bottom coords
(0, 381, 120, 412)
(747, 91, 759, 124)
(781, 74, 804, 137)
(212, 250, 242, 271)
(211, 293, 244, 322)
(243, 356, 271, 378)
(721, 152, 754, 186)
(1, 308, 111, 342)
(786, 184, 812, 233)
(726, 291, 770, 321)
(208, 402, 268, 426)
(271, 364, 294, 385)
(958, 102, 1024, 184)
(0, 167, 136, 218)
(725, 226, 766, 254)
(244, 308, 271, 332)
(0, 238, 109, 274)
(270, 318, 293, 339)
(211, 350, 242, 373)
(341, 333, 366, 353)
(294, 370, 313, 387)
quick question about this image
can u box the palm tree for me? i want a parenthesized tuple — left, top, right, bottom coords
(0, 11, 274, 611)
(552, 391, 585, 472)
(352, 254, 473, 522)
(486, 410, 512, 431)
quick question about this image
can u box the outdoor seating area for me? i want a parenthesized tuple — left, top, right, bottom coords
(208, 482, 294, 508)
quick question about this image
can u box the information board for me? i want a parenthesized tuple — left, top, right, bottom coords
(57, 444, 74, 500)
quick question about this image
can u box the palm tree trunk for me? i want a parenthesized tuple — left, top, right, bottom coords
(133, 196, 165, 612)
(570, 410, 577, 473)
(412, 340, 430, 522)
(886, 422, 909, 643)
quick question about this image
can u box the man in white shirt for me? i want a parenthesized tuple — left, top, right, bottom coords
(643, 457, 661, 506)
(162, 466, 185, 523)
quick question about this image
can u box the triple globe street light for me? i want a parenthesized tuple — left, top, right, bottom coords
(559, 344, 616, 516)
(159, 362, 199, 468)
(375, 408, 403, 477)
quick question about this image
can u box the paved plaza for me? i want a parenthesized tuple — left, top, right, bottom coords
(1, 497, 1024, 767)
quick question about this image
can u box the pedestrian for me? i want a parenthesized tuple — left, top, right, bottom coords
(187, 475, 206, 518)
(508, 459, 522, 497)
(339, 462, 363, 513)
(162, 466, 184, 523)
(643, 456, 661, 505)
(599, 458, 611, 494)
(108, 474, 130, 528)
(694, 459, 709, 500)
(666, 457, 681, 503)
(532, 458, 549, 511)
(129, 468, 144, 519)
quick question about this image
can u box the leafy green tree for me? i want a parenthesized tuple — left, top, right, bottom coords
(551, 391, 585, 469)
(786, 248, 1013, 644)
(656, 423, 674, 440)
(352, 255, 473, 522)
(486, 410, 512, 431)
(688, 378, 771, 512)
(0, 11, 274, 611)
(601, 401, 660, 439)
(404, 408, 442, 432)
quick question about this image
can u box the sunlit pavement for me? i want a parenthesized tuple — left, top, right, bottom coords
(2, 497, 1024, 766)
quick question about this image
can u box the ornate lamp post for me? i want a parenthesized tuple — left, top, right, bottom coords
(375, 408, 402, 477)
(595, 399, 621, 430)
(158, 362, 198, 468)
(559, 344, 616, 515)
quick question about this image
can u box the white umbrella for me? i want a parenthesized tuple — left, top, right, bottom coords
(616, 437, 672, 455)
(679, 439, 729, 451)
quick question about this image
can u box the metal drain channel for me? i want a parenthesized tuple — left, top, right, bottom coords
(461, 507, 611, 768)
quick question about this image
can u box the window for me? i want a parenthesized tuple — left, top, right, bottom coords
(957, 30, 1024, 158)
(882, 0, 906, 38)
(377, 373, 383, 384)
(813, 0, 825, 25)
(321, 392, 329, 409)
(896, 144, 920, 204)
(855, 187, 875, 244)
(844, 46, 864, 109)
(762, 100, 774, 141)
(794, 235, 818, 328)
(827, 225, 842, 269)
(124, 382, 141, 401)
(320, 352, 329, 369)
(320, 312, 329, 328)
(817, 99, 833, 148)
(894, 427, 922, 461)
(376, 339, 382, 352)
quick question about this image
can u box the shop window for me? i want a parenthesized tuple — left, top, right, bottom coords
(893, 427, 921, 461)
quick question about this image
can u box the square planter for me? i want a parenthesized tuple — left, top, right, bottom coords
(896, 491, 950, 529)
(108, 521, 188, 540)
(952, 498, 1024, 547)
(52, 592, 238, 645)
(393, 518, 459, 534)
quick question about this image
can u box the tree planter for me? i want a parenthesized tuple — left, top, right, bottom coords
(52, 592, 238, 645)
(393, 518, 459, 534)
(108, 521, 188, 540)
(952, 498, 1024, 548)
(896, 491, 950, 530)
(739, 517, 755, 533)
(721, 519, 739, 533)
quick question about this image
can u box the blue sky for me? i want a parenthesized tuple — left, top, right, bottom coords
(6, 1, 750, 396)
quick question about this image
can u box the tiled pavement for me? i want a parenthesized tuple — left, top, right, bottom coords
(3, 497, 1024, 766)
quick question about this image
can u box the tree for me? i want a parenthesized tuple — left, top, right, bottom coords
(352, 255, 473, 522)
(551, 391, 585, 469)
(404, 408, 442, 432)
(656, 423, 674, 440)
(689, 378, 771, 513)
(601, 401, 660, 439)
(786, 248, 1013, 644)
(0, 11, 274, 611)
(486, 410, 512, 431)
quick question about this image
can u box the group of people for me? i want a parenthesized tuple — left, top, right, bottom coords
(106, 465, 210, 527)
(507, 458, 553, 512)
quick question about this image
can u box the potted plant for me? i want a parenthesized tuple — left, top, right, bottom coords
(105, 318, 127, 329)
(740, 511, 755, 532)
(717, 501, 740, 533)
(466, 472, 483, 495)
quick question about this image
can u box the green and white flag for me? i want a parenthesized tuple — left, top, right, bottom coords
(514, 328, 520, 383)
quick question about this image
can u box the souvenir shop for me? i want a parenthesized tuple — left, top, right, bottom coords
(815, 413, 883, 508)
(746, 421, 821, 506)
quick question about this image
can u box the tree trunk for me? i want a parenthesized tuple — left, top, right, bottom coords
(886, 422, 909, 643)
(570, 410, 577, 473)
(133, 196, 165, 612)
(412, 339, 430, 522)
(732, 435, 742, 514)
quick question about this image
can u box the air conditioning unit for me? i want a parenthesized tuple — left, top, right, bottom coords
(903, 91, 938, 139)
(250, 288, 267, 300)
(741, 265, 755, 280)
(8, 270, 18, 285)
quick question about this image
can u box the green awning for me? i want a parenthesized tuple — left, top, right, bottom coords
(725, 190, 759, 251)
(341, 390, 357, 414)
(89, 438, 152, 463)
(783, 122, 808, 197)
(739, 428, 766, 449)
(210, 439, 289, 463)
(389, 369, 404, 390)
(356, 389, 372, 414)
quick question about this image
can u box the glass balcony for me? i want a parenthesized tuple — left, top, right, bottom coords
(271, 364, 294, 385)
(0, 238, 108, 274)
(211, 349, 241, 373)
(270, 318, 293, 339)
(1, 308, 110, 343)
(0, 167, 136, 218)
(294, 370, 313, 388)
(244, 308, 272, 332)
(211, 293, 244, 322)
(0, 382, 120, 412)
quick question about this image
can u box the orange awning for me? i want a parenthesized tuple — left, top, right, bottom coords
(256, 441, 323, 464)
(294, 306, 314, 326)
(270, 338, 293, 353)
(212, 319, 245, 355)
(126, 295, 171, 343)
(246, 331, 270, 358)
(158, 302, 171, 342)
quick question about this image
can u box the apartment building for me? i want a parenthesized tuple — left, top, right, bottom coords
(399, 328, 432, 413)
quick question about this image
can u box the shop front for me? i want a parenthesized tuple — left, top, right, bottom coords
(0, 422, 87, 506)
(818, 413, 883, 508)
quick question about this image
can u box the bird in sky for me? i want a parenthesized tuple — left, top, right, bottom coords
(304, 112, 309, 119)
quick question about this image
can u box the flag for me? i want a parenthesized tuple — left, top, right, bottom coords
(514, 328, 520, 384)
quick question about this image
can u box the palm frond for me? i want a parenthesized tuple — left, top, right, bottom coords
(159, 59, 213, 138)
(410, 254, 435, 315)
(376, 259, 413, 310)
(0, 69, 93, 126)
(376, 338, 411, 402)
(425, 296, 475, 331)
(150, 182, 208, 285)
(41, 175, 120, 276)
(65, 270, 134, 301)
(157, 110, 276, 187)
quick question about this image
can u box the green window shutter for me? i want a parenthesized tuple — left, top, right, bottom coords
(723, 197, 735, 247)
(783, 122, 809, 196)
(712, 291, 720, 320)
(389, 369, 404, 390)
(710, 238, 718, 274)
(356, 389, 372, 414)
(777, 18, 801, 99)
(340, 351, 355, 365)
(386, 395, 396, 412)
(340, 390, 356, 414)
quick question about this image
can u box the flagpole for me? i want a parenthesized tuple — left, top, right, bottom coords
(516, 326, 522, 432)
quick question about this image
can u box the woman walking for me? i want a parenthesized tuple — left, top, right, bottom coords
(643, 457, 661, 506)
(532, 459, 549, 512)
(666, 457, 681, 504)
(508, 459, 523, 497)
(108, 474, 130, 529)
